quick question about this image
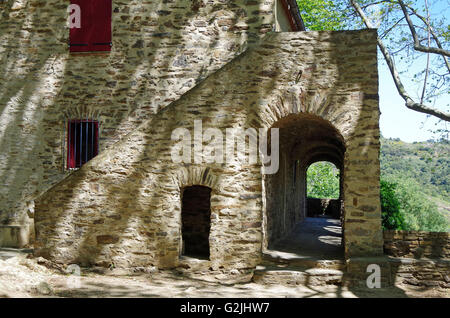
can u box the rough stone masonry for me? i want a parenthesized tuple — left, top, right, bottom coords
(0, 0, 280, 243)
(1, 1, 384, 270)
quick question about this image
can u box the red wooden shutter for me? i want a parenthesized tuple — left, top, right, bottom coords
(67, 120, 76, 168)
(69, 0, 112, 52)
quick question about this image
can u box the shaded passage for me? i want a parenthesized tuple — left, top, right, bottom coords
(264, 114, 346, 250)
(268, 217, 344, 260)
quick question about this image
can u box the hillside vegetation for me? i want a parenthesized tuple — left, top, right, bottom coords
(307, 137, 449, 232)
(380, 137, 449, 232)
(380, 137, 449, 201)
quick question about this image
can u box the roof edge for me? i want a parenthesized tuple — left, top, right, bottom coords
(280, 0, 306, 31)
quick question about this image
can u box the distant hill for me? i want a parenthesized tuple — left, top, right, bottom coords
(380, 137, 449, 199)
(380, 137, 450, 222)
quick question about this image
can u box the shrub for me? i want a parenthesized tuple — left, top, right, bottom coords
(380, 179, 405, 230)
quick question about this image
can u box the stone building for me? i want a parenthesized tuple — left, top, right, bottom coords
(0, 0, 384, 271)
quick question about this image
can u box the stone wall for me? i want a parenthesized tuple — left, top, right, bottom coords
(0, 0, 279, 239)
(384, 230, 450, 259)
(389, 258, 449, 288)
(345, 256, 449, 288)
(35, 30, 383, 269)
(275, 0, 292, 31)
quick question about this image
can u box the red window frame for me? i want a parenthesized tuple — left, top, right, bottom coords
(67, 120, 99, 169)
(69, 0, 112, 53)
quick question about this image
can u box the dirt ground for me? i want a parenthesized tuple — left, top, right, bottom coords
(0, 251, 448, 298)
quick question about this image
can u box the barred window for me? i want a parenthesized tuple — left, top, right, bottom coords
(67, 120, 99, 169)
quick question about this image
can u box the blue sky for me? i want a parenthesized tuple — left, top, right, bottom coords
(378, 61, 447, 142)
(370, 0, 449, 142)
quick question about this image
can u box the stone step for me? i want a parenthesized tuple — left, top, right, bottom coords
(0, 247, 33, 261)
(255, 254, 401, 288)
(253, 265, 344, 286)
(262, 252, 346, 271)
(175, 256, 254, 284)
(177, 256, 212, 272)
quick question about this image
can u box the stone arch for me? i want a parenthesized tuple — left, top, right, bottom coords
(171, 166, 219, 191)
(261, 111, 346, 257)
(305, 160, 343, 219)
(62, 105, 103, 121)
(258, 86, 356, 143)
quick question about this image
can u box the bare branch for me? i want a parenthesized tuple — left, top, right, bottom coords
(403, 2, 450, 73)
(420, 0, 431, 105)
(380, 16, 406, 39)
(398, 0, 450, 57)
(360, 0, 393, 10)
(349, 0, 450, 122)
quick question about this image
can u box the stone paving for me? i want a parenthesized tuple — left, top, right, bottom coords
(0, 248, 33, 261)
(267, 217, 344, 260)
(0, 246, 448, 298)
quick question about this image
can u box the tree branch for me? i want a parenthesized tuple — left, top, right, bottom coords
(403, 2, 450, 73)
(380, 16, 406, 40)
(350, 0, 450, 122)
(398, 0, 450, 57)
(420, 0, 431, 105)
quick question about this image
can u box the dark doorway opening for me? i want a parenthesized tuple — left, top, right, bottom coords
(181, 186, 212, 260)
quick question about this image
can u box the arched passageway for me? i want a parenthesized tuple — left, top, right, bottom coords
(263, 114, 345, 259)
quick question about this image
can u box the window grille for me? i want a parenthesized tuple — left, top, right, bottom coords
(67, 119, 99, 169)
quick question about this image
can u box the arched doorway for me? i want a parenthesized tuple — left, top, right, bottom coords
(263, 113, 345, 259)
(181, 185, 212, 260)
(306, 161, 342, 218)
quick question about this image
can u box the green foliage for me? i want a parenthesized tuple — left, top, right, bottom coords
(296, 0, 449, 116)
(304, 138, 449, 232)
(306, 161, 340, 199)
(296, 0, 350, 31)
(381, 177, 448, 232)
(393, 178, 449, 232)
(380, 179, 405, 230)
(380, 137, 449, 232)
(380, 137, 450, 200)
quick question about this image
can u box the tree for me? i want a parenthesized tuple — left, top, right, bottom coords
(381, 177, 449, 231)
(306, 161, 340, 199)
(380, 179, 405, 229)
(394, 177, 449, 231)
(295, 0, 350, 30)
(297, 0, 450, 122)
